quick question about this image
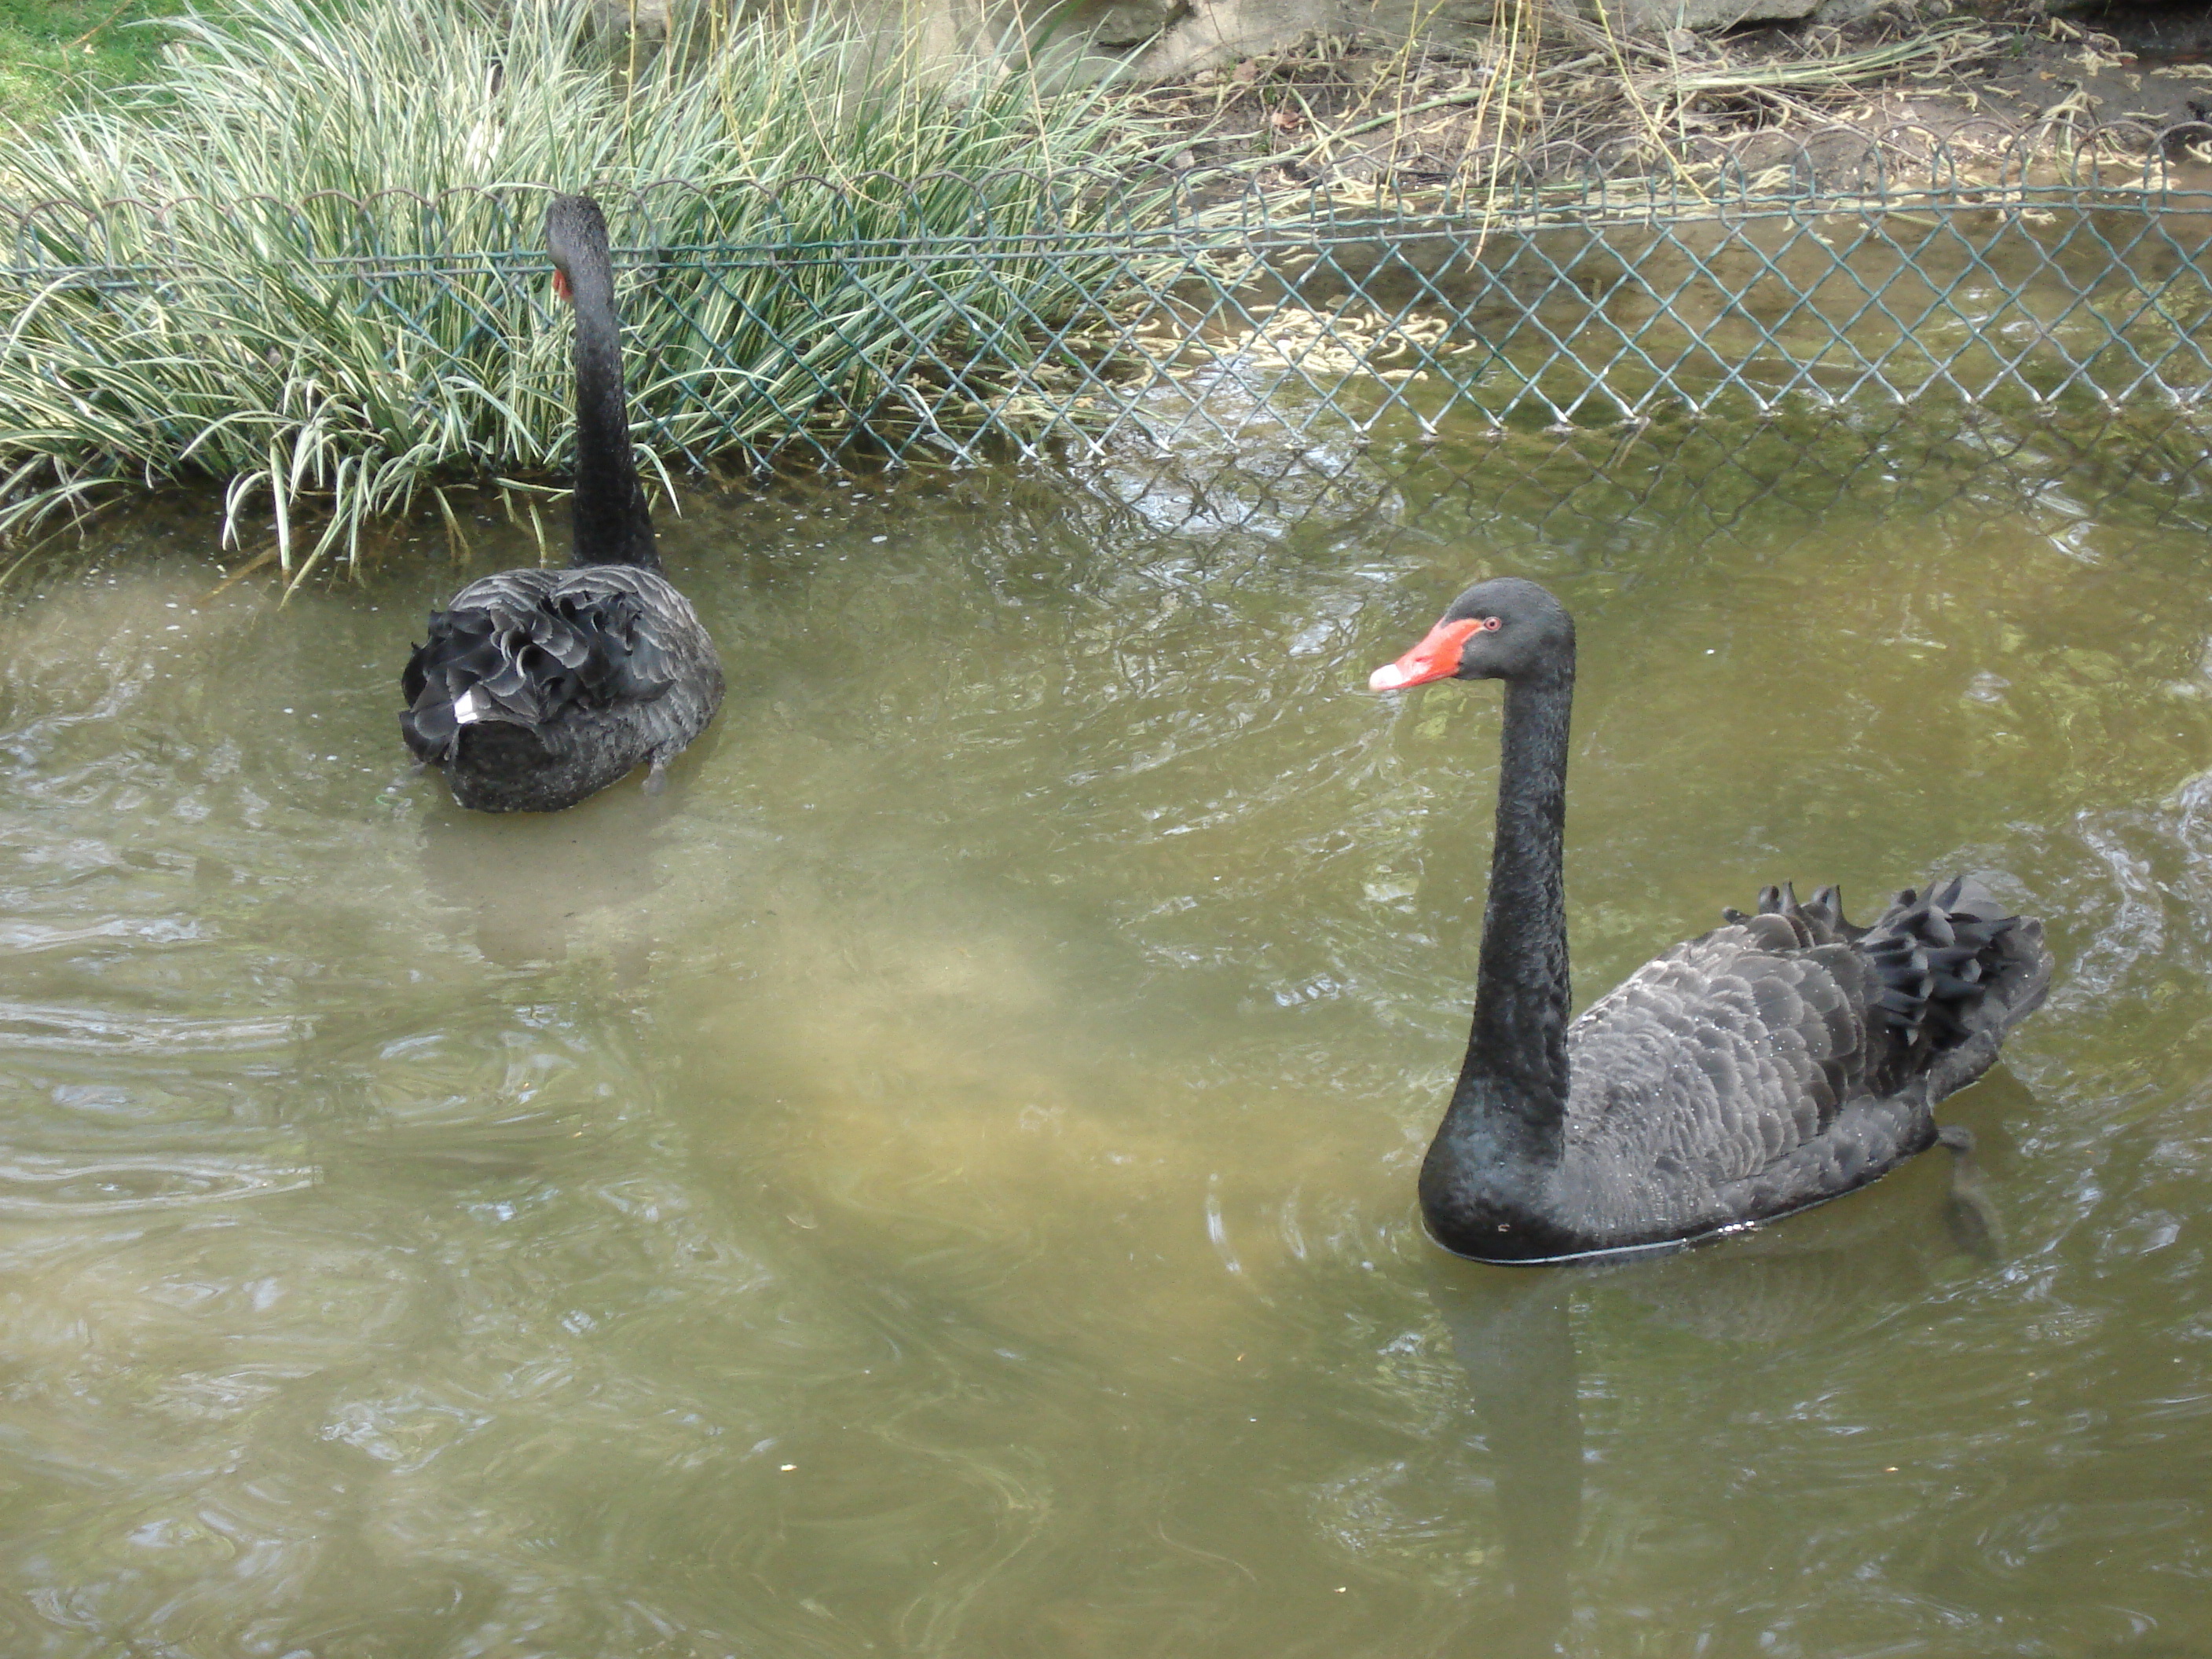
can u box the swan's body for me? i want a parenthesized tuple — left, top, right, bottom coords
(1370, 578, 2050, 1264)
(402, 194, 722, 813)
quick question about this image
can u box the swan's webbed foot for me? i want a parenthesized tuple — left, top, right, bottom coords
(643, 753, 670, 796)
(1937, 1124, 2002, 1260)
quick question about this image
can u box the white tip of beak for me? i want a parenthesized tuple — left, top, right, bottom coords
(1369, 662, 1415, 692)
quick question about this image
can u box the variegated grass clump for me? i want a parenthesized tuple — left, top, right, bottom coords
(0, 0, 1145, 580)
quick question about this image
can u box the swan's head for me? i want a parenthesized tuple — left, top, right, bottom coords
(546, 192, 612, 308)
(1368, 577, 1573, 692)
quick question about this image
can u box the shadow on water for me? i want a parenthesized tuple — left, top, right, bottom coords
(1423, 1115, 2024, 1659)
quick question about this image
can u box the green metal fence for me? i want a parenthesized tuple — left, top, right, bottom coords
(5, 121, 2212, 491)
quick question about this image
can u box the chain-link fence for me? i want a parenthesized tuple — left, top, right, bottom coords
(5, 123, 2212, 491)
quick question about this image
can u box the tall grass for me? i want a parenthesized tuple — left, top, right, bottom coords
(0, 0, 1146, 578)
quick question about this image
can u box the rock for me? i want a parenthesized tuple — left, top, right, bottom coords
(1085, 0, 1189, 48)
(1114, 0, 1331, 79)
(887, 0, 1963, 90)
(1368, 0, 1851, 31)
(1587, 0, 1821, 26)
(591, 0, 670, 41)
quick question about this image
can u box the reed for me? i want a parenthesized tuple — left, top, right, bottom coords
(0, 0, 1146, 579)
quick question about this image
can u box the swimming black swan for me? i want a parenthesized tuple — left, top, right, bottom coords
(1369, 577, 2051, 1263)
(401, 193, 723, 813)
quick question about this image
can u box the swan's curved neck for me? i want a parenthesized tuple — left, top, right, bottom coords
(1446, 665, 1575, 1162)
(566, 257, 658, 571)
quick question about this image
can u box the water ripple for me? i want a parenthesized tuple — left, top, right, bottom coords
(0, 1152, 318, 1214)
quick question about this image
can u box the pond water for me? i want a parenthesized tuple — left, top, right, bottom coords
(4, 409, 2210, 1656)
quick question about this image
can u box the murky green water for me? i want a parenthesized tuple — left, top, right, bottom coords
(5, 411, 2211, 1656)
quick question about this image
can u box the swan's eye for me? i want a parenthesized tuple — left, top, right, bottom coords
(1477, 617, 1502, 632)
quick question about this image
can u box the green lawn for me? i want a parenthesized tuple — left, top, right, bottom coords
(1, 0, 182, 129)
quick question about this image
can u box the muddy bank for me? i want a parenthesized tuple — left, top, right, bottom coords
(1112, 3, 2212, 194)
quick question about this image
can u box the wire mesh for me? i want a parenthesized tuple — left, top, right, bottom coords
(5, 123, 2212, 494)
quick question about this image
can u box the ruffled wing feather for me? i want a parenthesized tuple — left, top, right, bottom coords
(401, 568, 692, 766)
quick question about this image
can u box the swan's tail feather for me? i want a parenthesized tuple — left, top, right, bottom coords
(1859, 877, 2047, 1071)
(401, 588, 676, 765)
(1722, 873, 2048, 1088)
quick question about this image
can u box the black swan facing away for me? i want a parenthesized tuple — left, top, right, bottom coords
(401, 194, 723, 813)
(1369, 578, 2051, 1263)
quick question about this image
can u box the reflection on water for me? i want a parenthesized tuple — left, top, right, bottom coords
(1424, 1173, 2007, 1659)
(1426, 1268, 1580, 1657)
(416, 785, 679, 966)
(3, 410, 2211, 1654)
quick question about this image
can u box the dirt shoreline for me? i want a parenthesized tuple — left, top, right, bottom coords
(1125, 5, 2212, 193)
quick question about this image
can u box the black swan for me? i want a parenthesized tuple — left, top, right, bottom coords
(1369, 577, 2051, 1263)
(401, 193, 723, 813)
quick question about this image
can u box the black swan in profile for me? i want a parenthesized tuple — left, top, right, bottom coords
(1369, 577, 2051, 1263)
(401, 193, 723, 813)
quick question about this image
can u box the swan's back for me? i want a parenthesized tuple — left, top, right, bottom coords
(1555, 879, 2049, 1247)
(401, 564, 723, 813)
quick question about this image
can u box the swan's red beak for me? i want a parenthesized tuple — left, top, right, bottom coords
(553, 267, 573, 304)
(1369, 617, 1479, 692)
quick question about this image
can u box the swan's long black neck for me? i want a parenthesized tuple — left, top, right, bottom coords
(1445, 664, 1575, 1164)
(566, 253, 658, 572)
